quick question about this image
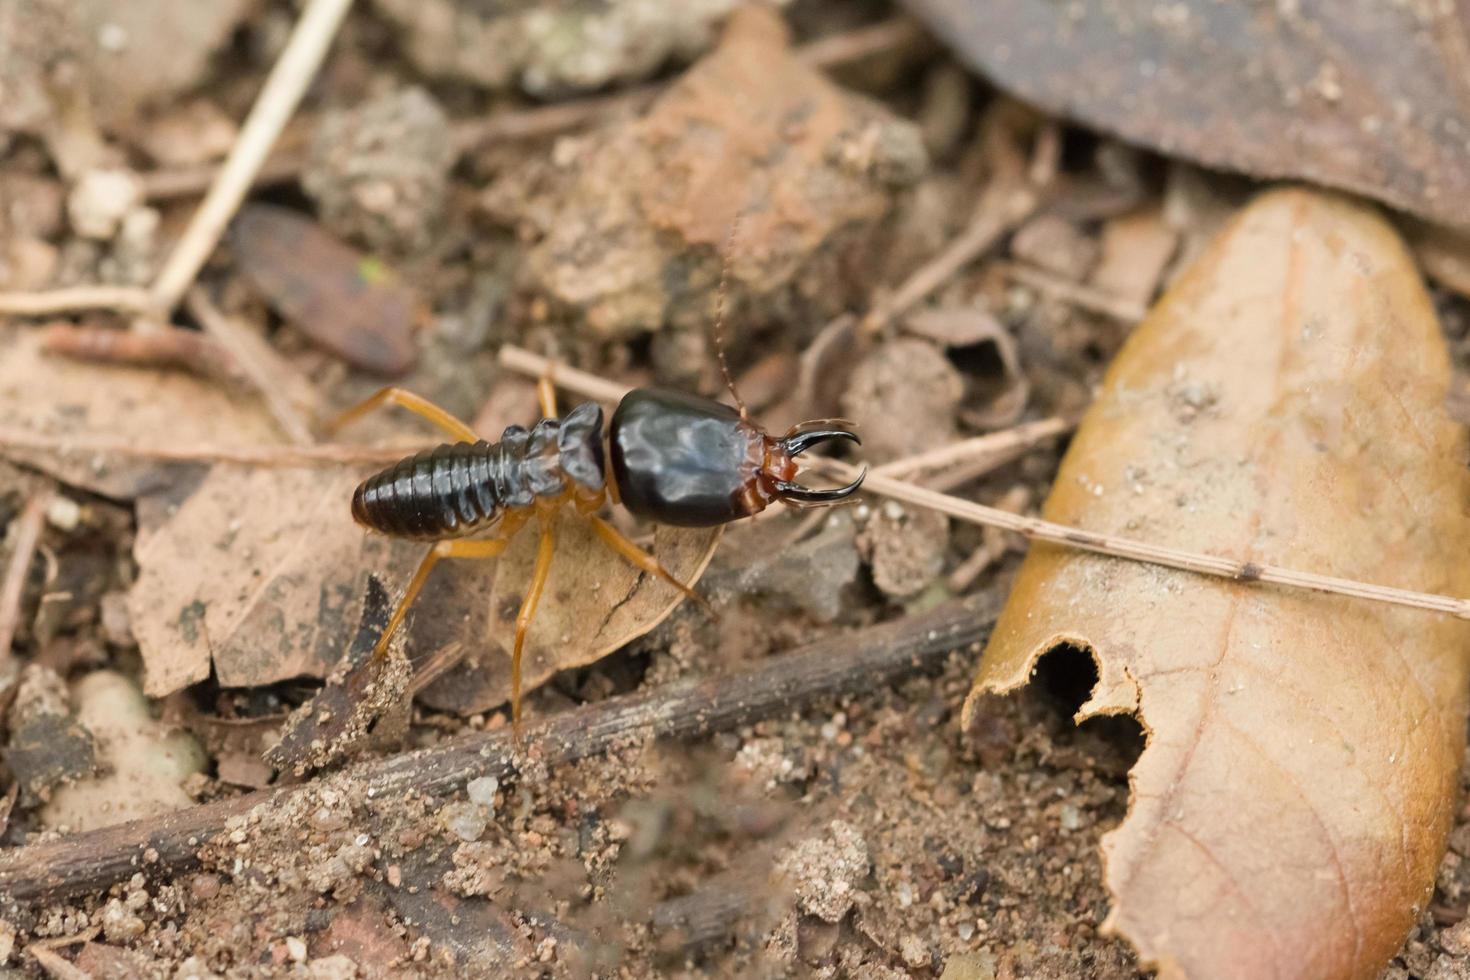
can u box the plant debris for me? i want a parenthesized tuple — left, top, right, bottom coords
(969, 189, 1470, 979)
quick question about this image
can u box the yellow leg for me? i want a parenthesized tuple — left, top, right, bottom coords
(328, 387, 479, 443)
(587, 516, 713, 616)
(512, 515, 557, 733)
(372, 537, 511, 664)
(537, 373, 558, 418)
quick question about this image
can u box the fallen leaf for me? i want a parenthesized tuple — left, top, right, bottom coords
(129, 456, 720, 712)
(965, 189, 1470, 978)
(231, 204, 421, 375)
(0, 328, 283, 499)
(901, 0, 1470, 229)
(416, 514, 721, 715)
(128, 464, 475, 696)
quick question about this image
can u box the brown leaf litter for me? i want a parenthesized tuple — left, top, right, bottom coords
(967, 189, 1470, 978)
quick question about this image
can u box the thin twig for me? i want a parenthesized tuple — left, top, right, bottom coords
(0, 430, 407, 467)
(817, 461, 1470, 621)
(872, 417, 1073, 481)
(184, 288, 315, 445)
(1001, 261, 1147, 323)
(41, 322, 245, 383)
(0, 489, 51, 678)
(0, 287, 158, 319)
(0, 596, 995, 908)
(494, 346, 1470, 623)
(148, 0, 355, 311)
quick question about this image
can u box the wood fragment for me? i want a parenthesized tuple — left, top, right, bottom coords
(1001, 260, 1146, 322)
(40, 323, 244, 383)
(0, 595, 996, 909)
(0, 489, 52, 681)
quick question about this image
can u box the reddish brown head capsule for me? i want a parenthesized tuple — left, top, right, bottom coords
(608, 388, 863, 527)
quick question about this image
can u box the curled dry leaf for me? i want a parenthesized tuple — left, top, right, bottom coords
(902, 0, 1470, 229)
(0, 328, 282, 499)
(966, 190, 1470, 978)
(230, 204, 421, 375)
(128, 458, 720, 710)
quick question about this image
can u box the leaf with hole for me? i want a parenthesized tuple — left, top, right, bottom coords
(966, 189, 1470, 979)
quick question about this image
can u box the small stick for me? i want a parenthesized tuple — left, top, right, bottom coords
(871, 417, 1072, 481)
(817, 461, 1470, 621)
(0, 287, 158, 319)
(0, 489, 52, 678)
(41, 323, 245, 383)
(0, 596, 996, 908)
(494, 346, 1470, 623)
(1001, 261, 1147, 323)
(148, 0, 355, 311)
(0, 430, 407, 467)
(184, 288, 315, 445)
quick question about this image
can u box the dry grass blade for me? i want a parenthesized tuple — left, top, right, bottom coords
(0, 488, 50, 682)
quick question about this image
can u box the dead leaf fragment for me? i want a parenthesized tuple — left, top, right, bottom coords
(967, 190, 1470, 979)
(0, 328, 282, 499)
(417, 514, 720, 715)
(902, 1, 1470, 229)
(231, 204, 420, 375)
(130, 457, 719, 712)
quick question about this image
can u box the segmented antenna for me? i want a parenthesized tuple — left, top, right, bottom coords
(713, 210, 748, 421)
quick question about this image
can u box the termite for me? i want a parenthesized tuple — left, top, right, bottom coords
(330, 236, 865, 730)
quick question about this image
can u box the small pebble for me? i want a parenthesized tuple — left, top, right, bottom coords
(466, 775, 499, 809)
(440, 800, 489, 842)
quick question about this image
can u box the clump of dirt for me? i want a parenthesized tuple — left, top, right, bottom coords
(302, 87, 457, 255)
(484, 6, 927, 339)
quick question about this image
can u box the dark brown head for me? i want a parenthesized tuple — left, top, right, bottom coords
(608, 388, 863, 528)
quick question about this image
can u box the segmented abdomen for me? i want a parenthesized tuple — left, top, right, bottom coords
(350, 402, 606, 541)
(351, 441, 510, 540)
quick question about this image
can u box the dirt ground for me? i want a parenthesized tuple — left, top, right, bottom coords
(5, 1, 1470, 978)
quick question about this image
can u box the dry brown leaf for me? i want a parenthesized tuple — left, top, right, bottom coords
(416, 514, 721, 715)
(966, 189, 1470, 979)
(129, 459, 719, 707)
(901, 0, 1470, 229)
(128, 465, 419, 696)
(1090, 206, 1179, 312)
(0, 328, 283, 499)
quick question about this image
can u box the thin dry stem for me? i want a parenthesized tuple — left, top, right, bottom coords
(0, 489, 51, 676)
(149, 0, 355, 311)
(0, 430, 406, 467)
(0, 287, 158, 319)
(872, 417, 1073, 480)
(495, 346, 1470, 623)
(41, 322, 245, 383)
(1002, 261, 1147, 323)
(184, 289, 315, 445)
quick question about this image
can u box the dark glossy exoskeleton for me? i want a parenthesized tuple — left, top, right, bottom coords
(335, 380, 864, 729)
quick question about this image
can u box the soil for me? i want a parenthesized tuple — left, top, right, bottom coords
(3, 2, 1470, 979)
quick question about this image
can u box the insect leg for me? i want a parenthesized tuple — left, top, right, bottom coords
(511, 515, 557, 733)
(327, 387, 479, 443)
(371, 536, 512, 664)
(537, 373, 558, 418)
(586, 516, 714, 616)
